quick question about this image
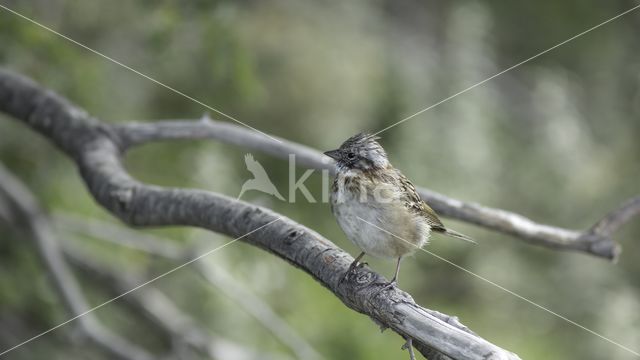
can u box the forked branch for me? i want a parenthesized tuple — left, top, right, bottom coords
(0, 69, 524, 359)
(0, 164, 154, 360)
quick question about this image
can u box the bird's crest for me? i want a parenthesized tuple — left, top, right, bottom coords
(341, 133, 381, 150)
(329, 133, 388, 171)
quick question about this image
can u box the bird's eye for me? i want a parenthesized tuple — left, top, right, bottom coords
(346, 152, 356, 160)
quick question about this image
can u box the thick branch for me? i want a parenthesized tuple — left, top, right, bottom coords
(0, 164, 154, 360)
(0, 69, 522, 359)
(113, 119, 636, 260)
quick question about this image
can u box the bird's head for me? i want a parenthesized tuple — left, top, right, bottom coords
(324, 133, 388, 172)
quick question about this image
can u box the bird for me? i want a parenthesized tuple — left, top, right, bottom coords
(324, 133, 474, 288)
(237, 153, 285, 201)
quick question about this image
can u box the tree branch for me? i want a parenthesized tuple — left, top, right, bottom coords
(61, 242, 293, 360)
(112, 118, 636, 260)
(55, 212, 324, 360)
(0, 163, 154, 360)
(580, 196, 640, 251)
(0, 69, 524, 359)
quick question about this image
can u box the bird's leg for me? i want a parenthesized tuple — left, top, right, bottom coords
(390, 256, 402, 285)
(375, 257, 402, 295)
(401, 337, 416, 360)
(340, 252, 366, 283)
(351, 251, 366, 268)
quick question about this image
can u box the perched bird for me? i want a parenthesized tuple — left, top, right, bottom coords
(238, 153, 285, 201)
(325, 133, 474, 287)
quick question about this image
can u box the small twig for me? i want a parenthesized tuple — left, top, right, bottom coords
(587, 196, 640, 238)
(573, 196, 640, 262)
(53, 213, 185, 259)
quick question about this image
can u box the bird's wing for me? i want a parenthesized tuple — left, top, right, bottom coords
(422, 202, 447, 230)
(395, 169, 446, 230)
(395, 170, 476, 243)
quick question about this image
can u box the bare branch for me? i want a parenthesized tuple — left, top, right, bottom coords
(62, 243, 293, 360)
(111, 119, 635, 260)
(0, 68, 523, 359)
(54, 213, 185, 259)
(0, 164, 154, 360)
(55, 212, 324, 360)
(586, 196, 640, 238)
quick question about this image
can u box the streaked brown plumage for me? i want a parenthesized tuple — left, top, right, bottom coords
(325, 133, 474, 287)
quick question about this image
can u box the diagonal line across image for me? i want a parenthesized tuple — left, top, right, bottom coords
(372, 4, 640, 137)
(1, 1, 638, 358)
(356, 216, 640, 358)
(0, 3, 282, 143)
(0, 218, 282, 357)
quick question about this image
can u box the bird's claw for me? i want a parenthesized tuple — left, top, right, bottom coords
(339, 270, 351, 284)
(339, 254, 367, 285)
(339, 265, 358, 284)
(382, 279, 397, 290)
(373, 279, 397, 297)
(339, 261, 367, 284)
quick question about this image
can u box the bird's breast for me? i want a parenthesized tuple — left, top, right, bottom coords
(330, 173, 430, 258)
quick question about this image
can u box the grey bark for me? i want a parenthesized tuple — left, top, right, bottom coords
(55, 212, 324, 360)
(0, 69, 526, 359)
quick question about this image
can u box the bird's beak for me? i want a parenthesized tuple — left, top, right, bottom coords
(323, 149, 341, 160)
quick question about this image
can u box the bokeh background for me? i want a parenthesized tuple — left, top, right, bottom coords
(1, 1, 639, 359)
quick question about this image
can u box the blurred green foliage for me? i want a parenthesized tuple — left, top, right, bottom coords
(1, 1, 639, 359)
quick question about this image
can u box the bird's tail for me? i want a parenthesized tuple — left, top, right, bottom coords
(439, 228, 476, 244)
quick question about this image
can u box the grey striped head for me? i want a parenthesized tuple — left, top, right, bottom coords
(324, 133, 388, 171)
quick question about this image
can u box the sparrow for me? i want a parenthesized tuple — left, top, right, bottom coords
(324, 133, 474, 287)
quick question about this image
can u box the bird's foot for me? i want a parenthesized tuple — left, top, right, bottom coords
(373, 279, 397, 297)
(339, 271, 351, 284)
(339, 262, 360, 284)
(401, 337, 415, 360)
(339, 254, 367, 284)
